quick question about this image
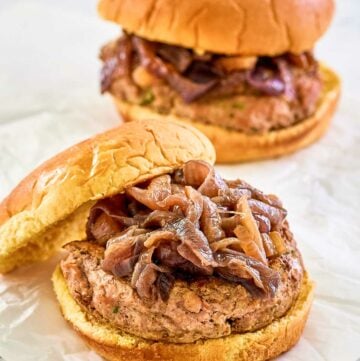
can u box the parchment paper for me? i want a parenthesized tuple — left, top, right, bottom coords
(0, 1, 360, 360)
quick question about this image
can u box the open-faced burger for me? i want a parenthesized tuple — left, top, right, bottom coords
(0, 120, 314, 360)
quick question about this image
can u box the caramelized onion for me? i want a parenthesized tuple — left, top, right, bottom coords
(86, 160, 289, 300)
(126, 175, 171, 210)
(236, 197, 267, 264)
(234, 225, 267, 263)
(215, 250, 280, 297)
(200, 197, 225, 242)
(261, 233, 277, 258)
(101, 34, 319, 103)
(269, 231, 287, 255)
(246, 69, 285, 96)
(248, 199, 287, 230)
(102, 227, 147, 277)
(132, 36, 217, 103)
(210, 238, 242, 252)
(100, 35, 133, 93)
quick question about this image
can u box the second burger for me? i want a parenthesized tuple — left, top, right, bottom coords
(98, 0, 340, 163)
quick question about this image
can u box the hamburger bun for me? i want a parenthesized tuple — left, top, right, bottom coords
(0, 119, 215, 274)
(52, 265, 314, 361)
(98, 0, 334, 56)
(113, 64, 341, 163)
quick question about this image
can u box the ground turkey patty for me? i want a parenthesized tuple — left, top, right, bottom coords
(60, 160, 304, 343)
(61, 240, 303, 343)
(101, 34, 322, 134)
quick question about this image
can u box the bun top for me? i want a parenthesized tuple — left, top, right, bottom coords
(0, 120, 215, 273)
(98, 0, 334, 56)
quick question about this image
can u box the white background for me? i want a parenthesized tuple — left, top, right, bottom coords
(0, 1, 359, 360)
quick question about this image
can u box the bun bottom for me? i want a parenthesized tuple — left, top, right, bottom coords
(113, 65, 340, 163)
(52, 266, 314, 361)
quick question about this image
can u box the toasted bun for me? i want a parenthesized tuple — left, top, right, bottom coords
(98, 0, 334, 56)
(0, 120, 215, 274)
(53, 266, 314, 361)
(113, 64, 340, 163)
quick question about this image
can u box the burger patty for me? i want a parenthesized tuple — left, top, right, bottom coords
(101, 34, 322, 134)
(110, 71, 321, 134)
(61, 240, 303, 343)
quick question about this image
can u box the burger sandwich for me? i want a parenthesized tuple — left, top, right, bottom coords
(98, 0, 340, 163)
(0, 120, 314, 360)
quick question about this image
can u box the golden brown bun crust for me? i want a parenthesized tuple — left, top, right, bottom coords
(98, 0, 334, 56)
(53, 266, 314, 361)
(114, 65, 340, 163)
(0, 120, 215, 273)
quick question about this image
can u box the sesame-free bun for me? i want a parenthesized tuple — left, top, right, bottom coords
(0, 120, 215, 274)
(114, 64, 340, 163)
(52, 266, 314, 361)
(98, 0, 334, 56)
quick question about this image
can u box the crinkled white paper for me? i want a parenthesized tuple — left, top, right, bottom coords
(0, 1, 360, 360)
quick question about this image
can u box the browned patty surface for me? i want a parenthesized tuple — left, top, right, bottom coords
(61, 239, 303, 343)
